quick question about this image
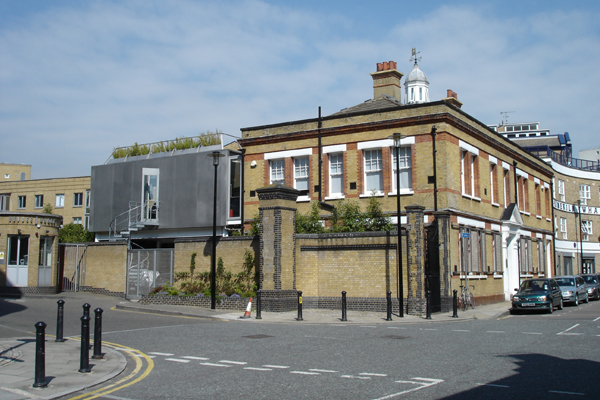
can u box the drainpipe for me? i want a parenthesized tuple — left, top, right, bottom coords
(318, 106, 322, 202)
(513, 161, 519, 206)
(431, 126, 438, 212)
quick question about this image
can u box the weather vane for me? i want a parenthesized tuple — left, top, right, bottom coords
(410, 48, 422, 65)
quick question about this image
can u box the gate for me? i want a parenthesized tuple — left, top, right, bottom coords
(126, 249, 173, 299)
(425, 220, 441, 313)
(59, 244, 87, 291)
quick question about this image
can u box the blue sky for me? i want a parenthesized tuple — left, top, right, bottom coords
(2, 0, 600, 178)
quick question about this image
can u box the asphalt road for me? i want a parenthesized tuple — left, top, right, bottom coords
(3, 293, 600, 399)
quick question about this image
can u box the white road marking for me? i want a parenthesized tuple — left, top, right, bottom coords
(309, 369, 338, 373)
(557, 324, 580, 335)
(148, 352, 174, 356)
(360, 372, 387, 377)
(523, 332, 543, 335)
(548, 390, 585, 395)
(592, 316, 600, 322)
(387, 327, 407, 329)
(360, 326, 377, 328)
(290, 371, 321, 375)
(374, 378, 444, 400)
(181, 356, 209, 360)
(219, 360, 247, 365)
(200, 362, 231, 368)
(486, 331, 505, 334)
(476, 383, 509, 388)
(263, 365, 290, 369)
(165, 358, 190, 363)
(341, 375, 371, 380)
(453, 330, 470, 332)
(304, 335, 339, 340)
(244, 367, 272, 371)
(424, 329, 438, 331)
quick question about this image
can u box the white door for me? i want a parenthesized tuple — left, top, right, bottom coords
(7, 235, 29, 287)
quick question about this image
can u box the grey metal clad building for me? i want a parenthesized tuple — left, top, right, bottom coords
(90, 145, 242, 247)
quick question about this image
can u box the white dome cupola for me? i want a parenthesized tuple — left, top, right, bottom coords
(404, 48, 430, 105)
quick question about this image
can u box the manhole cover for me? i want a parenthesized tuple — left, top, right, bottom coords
(243, 334, 273, 339)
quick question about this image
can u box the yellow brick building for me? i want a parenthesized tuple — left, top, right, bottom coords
(239, 60, 555, 312)
(0, 176, 91, 227)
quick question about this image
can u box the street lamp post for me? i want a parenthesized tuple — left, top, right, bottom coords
(208, 151, 225, 309)
(389, 132, 406, 317)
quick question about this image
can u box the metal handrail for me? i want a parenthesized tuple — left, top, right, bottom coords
(109, 201, 160, 239)
(527, 146, 600, 171)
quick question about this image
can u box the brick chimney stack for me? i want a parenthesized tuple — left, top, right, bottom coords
(443, 89, 463, 109)
(370, 61, 403, 102)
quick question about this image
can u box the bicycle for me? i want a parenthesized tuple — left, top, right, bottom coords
(458, 284, 475, 311)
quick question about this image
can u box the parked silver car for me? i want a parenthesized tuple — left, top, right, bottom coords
(555, 275, 589, 305)
(580, 274, 600, 300)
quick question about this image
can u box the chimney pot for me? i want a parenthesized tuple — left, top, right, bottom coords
(377, 62, 383, 71)
(390, 61, 397, 69)
(383, 61, 389, 70)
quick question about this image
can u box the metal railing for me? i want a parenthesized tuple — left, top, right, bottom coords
(527, 146, 600, 171)
(109, 201, 160, 240)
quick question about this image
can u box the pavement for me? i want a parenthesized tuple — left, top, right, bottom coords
(0, 297, 510, 399)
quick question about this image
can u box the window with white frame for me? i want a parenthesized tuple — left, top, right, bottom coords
(558, 179, 565, 201)
(392, 146, 412, 193)
(582, 220, 592, 241)
(55, 194, 65, 208)
(35, 195, 44, 209)
(503, 168, 511, 207)
(460, 149, 477, 198)
(270, 159, 285, 185)
(74, 192, 83, 207)
(492, 233, 502, 272)
(459, 227, 486, 273)
(580, 184, 591, 205)
(490, 162, 498, 205)
(329, 153, 343, 197)
(0, 194, 9, 211)
(18, 195, 26, 209)
(560, 217, 567, 239)
(294, 157, 309, 195)
(73, 217, 82, 225)
(364, 149, 383, 194)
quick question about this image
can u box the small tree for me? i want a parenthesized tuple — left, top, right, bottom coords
(59, 223, 94, 243)
(296, 201, 325, 234)
(189, 252, 197, 281)
(365, 196, 393, 231)
(42, 203, 53, 214)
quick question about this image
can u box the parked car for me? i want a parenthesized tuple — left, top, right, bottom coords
(580, 274, 600, 301)
(510, 278, 563, 314)
(555, 275, 589, 305)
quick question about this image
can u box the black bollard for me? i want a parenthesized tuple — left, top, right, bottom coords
(82, 303, 91, 318)
(92, 308, 103, 359)
(452, 289, 458, 318)
(426, 290, 432, 319)
(296, 291, 303, 321)
(79, 315, 91, 373)
(255, 290, 262, 320)
(55, 299, 65, 343)
(33, 321, 47, 388)
(341, 291, 347, 322)
(386, 291, 393, 321)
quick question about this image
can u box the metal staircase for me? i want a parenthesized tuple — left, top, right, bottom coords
(109, 201, 159, 240)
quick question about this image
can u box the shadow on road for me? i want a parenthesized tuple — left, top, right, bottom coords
(441, 353, 598, 398)
(0, 298, 27, 317)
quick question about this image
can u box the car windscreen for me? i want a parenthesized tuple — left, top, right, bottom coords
(520, 280, 549, 291)
(583, 276, 598, 284)
(555, 278, 575, 286)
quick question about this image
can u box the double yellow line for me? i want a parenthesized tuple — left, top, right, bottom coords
(67, 341, 154, 400)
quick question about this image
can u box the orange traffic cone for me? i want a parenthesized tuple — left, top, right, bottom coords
(240, 298, 252, 319)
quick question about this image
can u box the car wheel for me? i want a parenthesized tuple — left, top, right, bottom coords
(574, 295, 579, 306)
(558, 298, 563, 310)
(548, 302, 553, 314)
(584, 293, 589, 303)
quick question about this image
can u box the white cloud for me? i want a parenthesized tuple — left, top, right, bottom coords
(1, 1, 599, 178)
